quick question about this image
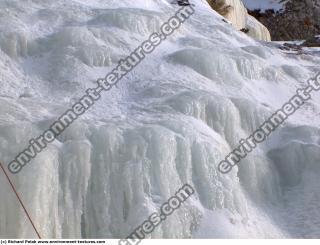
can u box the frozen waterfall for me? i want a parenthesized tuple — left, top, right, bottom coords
(0, 0, 320, 239)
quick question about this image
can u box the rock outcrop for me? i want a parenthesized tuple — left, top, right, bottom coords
(248, 0, 320, 41)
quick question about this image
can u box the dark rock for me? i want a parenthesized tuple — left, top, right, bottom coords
(301, 36, 320, 47)
(240, 28, 249, 33)
(247, 0, 320, 41)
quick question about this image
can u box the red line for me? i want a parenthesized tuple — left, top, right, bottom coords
(0, 161, 42, 239)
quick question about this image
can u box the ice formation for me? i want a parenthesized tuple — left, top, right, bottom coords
(206, 0, 271, 41)
(0, 0, 320, 239)
(245, 15, 271, 41)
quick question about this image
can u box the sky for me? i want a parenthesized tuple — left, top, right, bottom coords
(242, 0, 286, 11)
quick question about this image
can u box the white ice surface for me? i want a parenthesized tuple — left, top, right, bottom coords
(0, 0, 320, 239)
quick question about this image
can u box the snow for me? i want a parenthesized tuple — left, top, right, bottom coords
(0, 0, 320, 239)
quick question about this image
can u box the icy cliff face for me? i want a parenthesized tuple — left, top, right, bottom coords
(0, 0, 320, 239)
(246, 15, 271, 41)
(206, 0, 271, 41)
